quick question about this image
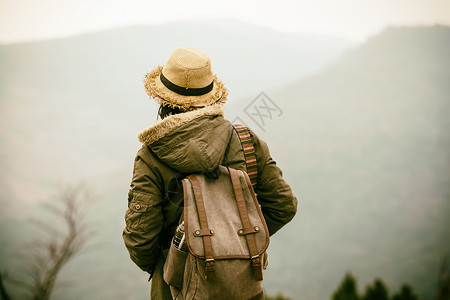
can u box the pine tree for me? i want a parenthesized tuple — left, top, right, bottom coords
(436, 256, 450, 300)
(392, 284, 418, 300)
(363, 279, 389, 300)
(332, 272, 360, 300)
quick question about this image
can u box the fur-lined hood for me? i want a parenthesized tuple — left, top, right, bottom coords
(138, 104, 224, 146)
(137, 104, 233, 173)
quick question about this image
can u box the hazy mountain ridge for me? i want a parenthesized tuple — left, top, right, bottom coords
(0, 18, 352, 203)
(0, 20, 352, 300)
(0, 18, 352, 100)
(260, 25, 450, 299)
(1, 24, 449, 299)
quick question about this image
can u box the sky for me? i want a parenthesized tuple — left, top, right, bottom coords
(0, 0, 450, 43)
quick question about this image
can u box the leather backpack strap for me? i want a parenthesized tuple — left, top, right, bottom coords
(186, 175, 216, 281)
(229, 168, 263, 281)
(233, 125, 258, 188)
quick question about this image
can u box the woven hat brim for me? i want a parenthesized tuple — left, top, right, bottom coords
(143, 66, 228, 111)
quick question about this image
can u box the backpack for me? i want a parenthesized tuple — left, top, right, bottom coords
(163, 126, 270, 300)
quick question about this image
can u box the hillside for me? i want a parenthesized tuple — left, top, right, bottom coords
(0, 18, 351, 203)
(257, 25, 450, 299)
(1, 23, 449, 299)
(0, 20, 351, 300)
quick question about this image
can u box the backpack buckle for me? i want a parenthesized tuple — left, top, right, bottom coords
(251, 255, 263, 281)
(205, 258, 216, 281)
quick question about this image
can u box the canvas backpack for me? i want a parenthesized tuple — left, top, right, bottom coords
(163, 125, 270, 300)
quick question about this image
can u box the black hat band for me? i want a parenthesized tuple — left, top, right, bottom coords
(160, 73, 214, 96)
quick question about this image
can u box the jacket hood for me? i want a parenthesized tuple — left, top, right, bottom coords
(138, 104, 233, 173)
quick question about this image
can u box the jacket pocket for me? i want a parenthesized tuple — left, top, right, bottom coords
(163, 243, 188, 289)
(125, 191, 151, 232)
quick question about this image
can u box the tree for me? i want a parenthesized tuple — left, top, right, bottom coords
(436, 256, 450, 300)
(363, 279, 389, 300)
(0, 272, 12, 300)
(332, 272, 360, 300)
(392, 284, 418, 300)
(0, 185, 93, 300)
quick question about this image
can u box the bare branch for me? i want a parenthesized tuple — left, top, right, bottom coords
(2, 184, 95, 300)
(35, 185, 95, 300)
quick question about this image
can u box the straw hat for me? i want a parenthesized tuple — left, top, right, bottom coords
(143, 47, 228, 110)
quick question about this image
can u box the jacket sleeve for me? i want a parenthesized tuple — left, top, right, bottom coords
(250, 130, 298, 236)
(122, 147, 163, 275)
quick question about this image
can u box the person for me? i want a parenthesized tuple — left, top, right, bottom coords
(123, 47, 298, 299)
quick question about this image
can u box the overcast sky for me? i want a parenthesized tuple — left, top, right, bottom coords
(1, 0, 449, 43)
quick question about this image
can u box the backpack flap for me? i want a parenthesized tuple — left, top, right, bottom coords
(182, 166, 269, 280)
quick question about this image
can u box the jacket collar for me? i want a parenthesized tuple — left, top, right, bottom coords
(138, 104, 225, 146)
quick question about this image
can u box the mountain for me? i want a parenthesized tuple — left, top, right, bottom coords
(1, 22, 449, 300)
(250, 25, 450, 299)
(0, 18, 351, 203)
(0, 20, 352, 299)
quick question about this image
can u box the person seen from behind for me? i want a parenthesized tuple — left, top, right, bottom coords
(123, 47, 298, 299)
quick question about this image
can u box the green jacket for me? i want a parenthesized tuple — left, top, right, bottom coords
(123, 104, 297, 277)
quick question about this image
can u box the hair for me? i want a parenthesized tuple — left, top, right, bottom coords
(158, 104, 184, 119)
